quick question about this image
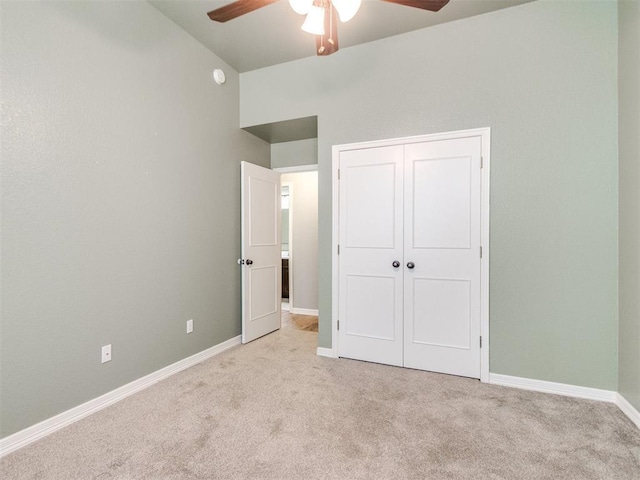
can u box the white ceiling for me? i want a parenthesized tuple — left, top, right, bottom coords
(149, 0, 535, 73)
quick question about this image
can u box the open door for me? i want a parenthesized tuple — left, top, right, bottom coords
(240, 161, 281, 344)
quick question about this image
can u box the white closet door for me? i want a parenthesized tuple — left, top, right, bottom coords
(403, 137, 482, 378)
(338, 145, 404, 367)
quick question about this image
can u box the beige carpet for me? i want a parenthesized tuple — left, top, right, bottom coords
(2, 315, 639, 479)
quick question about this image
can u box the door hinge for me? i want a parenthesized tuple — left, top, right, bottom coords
(480, 246, 483, 258)
(480, 156, 484, 169)
(480, 336, 483, 348)
(337, 320, 340, 331)
(337, 244, 340, 255)
(337, 168, 340, 180)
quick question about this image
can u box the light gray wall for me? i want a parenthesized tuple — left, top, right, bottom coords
(618, 0, 640, 411)
(241, 0, 619, 390)
(0, 1, 269, 437)
(282, 172, 319, 311)
(271, 138, 318, 169)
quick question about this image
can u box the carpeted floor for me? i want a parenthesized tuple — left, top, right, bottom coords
(2, 314, 639, 479)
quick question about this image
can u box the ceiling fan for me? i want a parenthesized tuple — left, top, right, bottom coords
(207, 0, 450, 56)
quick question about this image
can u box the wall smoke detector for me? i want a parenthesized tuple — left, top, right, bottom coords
(213, 69, 226, 85)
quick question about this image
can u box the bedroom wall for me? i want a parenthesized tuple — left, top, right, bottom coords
(618, 0, 640, 412)
(240, 0, 619, 390)
(271, 138, 318, 169)
(0, 1, 269, 437)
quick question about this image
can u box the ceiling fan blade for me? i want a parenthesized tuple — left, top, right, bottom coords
(316, 2, 339, 56)
(207, 0, 279, 23)
(381, 0, 450, 12)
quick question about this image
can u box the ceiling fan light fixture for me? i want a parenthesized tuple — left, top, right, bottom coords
(301, 5, 326, 35)
(332, 0, 361, 23)
(289, 0, 314, 15)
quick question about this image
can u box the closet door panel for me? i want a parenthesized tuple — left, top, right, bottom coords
(338, 145, 404, 367)
(412, 156, 471, 249)
(404, 137, 482, 378)
(344, 162, 396, 249)
(345, 274, 397, 340)
(412, 277, 471, 349)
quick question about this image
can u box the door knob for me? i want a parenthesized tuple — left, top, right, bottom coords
(407, 261, 415, 269)
(392, 260, 400, 268)
(246, 259, 253, 265)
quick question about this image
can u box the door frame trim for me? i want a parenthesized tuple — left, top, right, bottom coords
(331, 128, 491, 382)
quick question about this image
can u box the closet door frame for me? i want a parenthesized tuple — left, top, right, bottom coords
(330, 127, 491, 383)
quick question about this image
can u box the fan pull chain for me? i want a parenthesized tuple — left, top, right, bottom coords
(328, 1, 335, 46)
(317, 0, 327, 54)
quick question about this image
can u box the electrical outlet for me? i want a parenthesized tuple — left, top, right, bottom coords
(187, 319, 193, 334)
(101, 344, 112, 363)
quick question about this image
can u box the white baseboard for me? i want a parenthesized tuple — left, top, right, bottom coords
(617, 393, 640, 429)
(488, 373, 617, 403)
(316, 347, 336, 358)
(0, 335, 241, 458)
(291, 308, 319, 316)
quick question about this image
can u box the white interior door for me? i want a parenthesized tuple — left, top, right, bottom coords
(403, 137, 482, 378)
(336, 135, 483, 379)
(241, 161, 281, 344)
(338, 146, 404, 366)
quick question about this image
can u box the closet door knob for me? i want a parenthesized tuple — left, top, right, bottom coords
(407, 262, 415, 269)
(246, 259, 253, 265)
(392, 261, 400, 268)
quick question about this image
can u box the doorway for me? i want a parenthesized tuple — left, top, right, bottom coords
(276, 167, 319, 322)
